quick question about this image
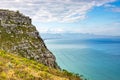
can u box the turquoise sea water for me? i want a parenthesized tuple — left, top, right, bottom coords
(45, 38, 120, 80)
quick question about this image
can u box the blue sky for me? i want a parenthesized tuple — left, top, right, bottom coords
(0, 0, 120, 36)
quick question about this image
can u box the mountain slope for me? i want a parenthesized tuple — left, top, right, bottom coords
(0, 9, 58, 68)
(0, 50, 81, 80)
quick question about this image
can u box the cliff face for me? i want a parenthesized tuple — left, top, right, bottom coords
(0, 9, 58, 68)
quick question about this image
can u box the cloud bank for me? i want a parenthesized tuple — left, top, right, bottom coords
(0, 0, 116, 22)
(36, 25, 120, 36)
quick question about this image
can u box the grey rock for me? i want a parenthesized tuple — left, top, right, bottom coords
(0, 9, 59, 69)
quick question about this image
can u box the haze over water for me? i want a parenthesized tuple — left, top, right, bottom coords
(45, 37, 120, 80)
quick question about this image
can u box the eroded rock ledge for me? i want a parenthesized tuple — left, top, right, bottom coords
(0, 9, 59, 69)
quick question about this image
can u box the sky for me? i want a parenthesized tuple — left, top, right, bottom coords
(0, 0, 120, 36)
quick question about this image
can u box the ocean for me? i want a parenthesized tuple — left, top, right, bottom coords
(44, 38, 120, 80)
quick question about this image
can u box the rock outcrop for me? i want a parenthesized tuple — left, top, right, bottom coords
(0, 9, 59, 68)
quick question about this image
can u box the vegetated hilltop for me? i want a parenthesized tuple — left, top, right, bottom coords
(0, 9, 58, 68)
(0, 50, 81, 80)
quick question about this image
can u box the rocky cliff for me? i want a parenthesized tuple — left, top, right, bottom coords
(0, 9, 59, 68)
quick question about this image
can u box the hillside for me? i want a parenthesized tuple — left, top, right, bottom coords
(0, 9, 58, 68)
(0, 50, 81, 80)
(0, 9, 83, 80)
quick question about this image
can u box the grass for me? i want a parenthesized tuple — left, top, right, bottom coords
(0, 50, 82, 80)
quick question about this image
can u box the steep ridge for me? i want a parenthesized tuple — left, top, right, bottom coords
(0, 9, 58, 68)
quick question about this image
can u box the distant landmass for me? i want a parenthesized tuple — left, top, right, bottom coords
(41, 33, 120, 40)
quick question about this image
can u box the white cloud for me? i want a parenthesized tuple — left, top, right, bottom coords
(36, 22, 120, 35)
(103, 4, 115, 7)
(36, 27, 65, 33)
(0, 0, 116, 22)
(64, 26, 120, 36)
(103, 2, 120, 13)
(111, 7, 120, 12)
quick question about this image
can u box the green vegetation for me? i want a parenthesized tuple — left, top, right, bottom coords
(0, 50, 82, 80)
